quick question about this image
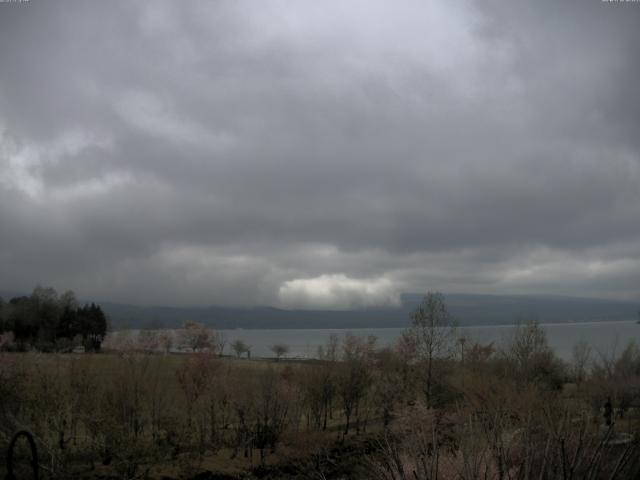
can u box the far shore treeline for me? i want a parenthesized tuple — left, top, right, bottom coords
(0, 286, 107, 352)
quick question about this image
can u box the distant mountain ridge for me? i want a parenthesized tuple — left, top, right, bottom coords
(2, 289, 637, 329)
(99, 293, 639, 330)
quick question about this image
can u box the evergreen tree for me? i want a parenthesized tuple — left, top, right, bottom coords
(1, 287, 108, 352)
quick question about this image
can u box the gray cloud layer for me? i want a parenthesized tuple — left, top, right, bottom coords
(0, 0, 639, 308)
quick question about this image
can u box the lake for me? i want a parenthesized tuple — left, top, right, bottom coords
(115, 320, 640, 360)
(216, 320, 640, 360)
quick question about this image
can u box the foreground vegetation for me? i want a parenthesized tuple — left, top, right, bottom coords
(2, 292, 640, 479)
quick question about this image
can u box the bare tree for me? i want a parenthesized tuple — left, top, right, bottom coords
(373, 348, 403, 428)
(304, 363, 336, 431)
(317, 334, 339, 361)
(338, 334, 374, 435)
(231, 339, 248, 358)
(213, 331, 226, 357)
(571, 340, 592, 386)
(178, 320, 213, 353)
(176, 353, 219, 428)
(505, 319, 562, 387)
(136, 330, 160, 353)
(158, 331, 173, 354)
(271, 343, 289, 361)
(407, 292, 456, 407)
(253, 369, 293, 464)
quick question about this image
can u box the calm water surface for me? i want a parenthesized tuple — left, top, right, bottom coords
(217, 320, 640, 360)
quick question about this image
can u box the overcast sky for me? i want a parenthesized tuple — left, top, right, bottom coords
(0, 0, 639, 308)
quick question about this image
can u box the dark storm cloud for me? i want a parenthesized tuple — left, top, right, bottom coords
(0, 0, 639, 308)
